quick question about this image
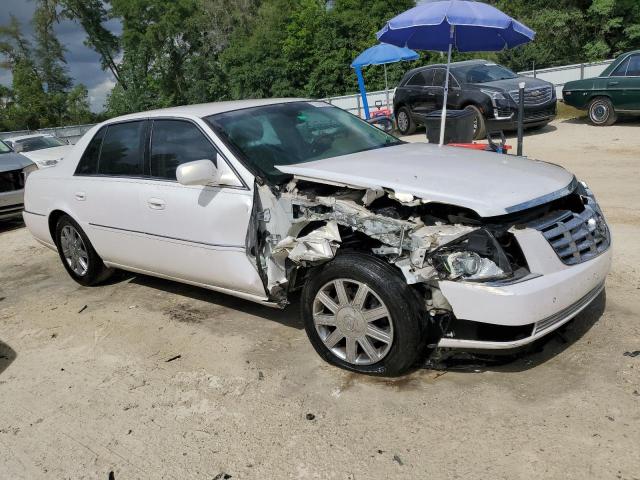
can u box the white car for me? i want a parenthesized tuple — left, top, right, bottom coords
(4, 134, 73, 168)
(23, 99, 611, 375)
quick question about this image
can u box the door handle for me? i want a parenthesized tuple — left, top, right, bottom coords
(608, 81, 619, 86)
(74, 192, 86, 201)
(427, 91, 435, 96)
(147, 198, 166, 210)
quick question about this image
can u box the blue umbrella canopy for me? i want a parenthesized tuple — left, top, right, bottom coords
(376, 0, 534, 145)
(351, 43, 419, 67)
(377, 0, 535, 52)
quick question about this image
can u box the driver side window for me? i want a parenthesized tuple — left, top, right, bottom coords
(150, 120, 218, 180)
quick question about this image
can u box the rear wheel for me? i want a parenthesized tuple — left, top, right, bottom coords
(588, 97, 617, 126)
(464, 104, 486, 140)
(302, 252, 427, 376)
(396, 106, 416, 135)
(55, 215, 114, 286)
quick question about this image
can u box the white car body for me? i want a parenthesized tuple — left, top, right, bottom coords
(23, 99, 611, 357)
(4, 134, 73, 168)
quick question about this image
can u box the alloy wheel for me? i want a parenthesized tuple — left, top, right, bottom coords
(60, 225, 89, 276)
(312, 279, 394, 365)
(397, 111, 408, 132)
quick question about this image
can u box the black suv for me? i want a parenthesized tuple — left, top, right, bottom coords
(393, 60, 557, 138)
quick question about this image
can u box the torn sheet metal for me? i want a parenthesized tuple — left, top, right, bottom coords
(274, 221, 341, 264)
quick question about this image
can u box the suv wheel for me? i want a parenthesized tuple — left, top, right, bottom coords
(464, 104, 486, 140)
(396, 106, 416, 135)
(588, 97, 617, 126)
(302, 252, 427, 376)
(55, 214, 114, 286)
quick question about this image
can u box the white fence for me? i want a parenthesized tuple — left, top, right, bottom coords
(0, 58, 617, 142)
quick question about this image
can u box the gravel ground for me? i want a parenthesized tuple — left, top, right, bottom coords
(1, 117, 639, 479)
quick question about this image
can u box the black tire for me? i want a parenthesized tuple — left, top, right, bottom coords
(464, 104, 486, 140)
(396, 106, 416, 135)
(588, 97, 617, 126)
(301, 252, 428, 376)
(55, 214, 114, 286)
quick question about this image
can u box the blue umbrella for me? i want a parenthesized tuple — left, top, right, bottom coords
(351, 43, 419, 119)
(377, 0, 535, 145)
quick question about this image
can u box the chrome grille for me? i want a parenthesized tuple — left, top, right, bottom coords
(0, 169, 25, 193)
(509, 86, 553, 106)
(530, 200, 610, 265)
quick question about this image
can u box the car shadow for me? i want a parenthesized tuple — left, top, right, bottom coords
(425, 290, 607, 373)
(0, 340, 17, 377)
(0, 218, 25, 234)
(127, 273, 304, 330)
(561, 116, 640, 127)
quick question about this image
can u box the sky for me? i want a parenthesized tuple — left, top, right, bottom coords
(0, 1, 120, 112)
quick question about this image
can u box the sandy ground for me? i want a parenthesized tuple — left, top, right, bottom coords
(1, 117, 639, 479)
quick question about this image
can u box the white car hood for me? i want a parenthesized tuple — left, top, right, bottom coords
(21, 145, 73, 164)
(276, 142, 575, 217)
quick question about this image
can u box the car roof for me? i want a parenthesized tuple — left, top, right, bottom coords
(401, 59, 490, 81)
(107, 98, 310, 124)
(5, 133, 57, 142)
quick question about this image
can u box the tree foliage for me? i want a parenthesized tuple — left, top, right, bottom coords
(2, 0, 640, 126)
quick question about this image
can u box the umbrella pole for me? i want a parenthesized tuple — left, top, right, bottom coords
(355, 66, 370, 119)
(384, 64, 390, 110)
(439, 25, 454, 147)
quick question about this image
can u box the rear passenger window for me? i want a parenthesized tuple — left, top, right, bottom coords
(610, 57, 629, 77)
(407, 71, 428, 86)
(150, 120, 218, 180)
(75, 127, 105, 175)
(98, 121, 147, 176)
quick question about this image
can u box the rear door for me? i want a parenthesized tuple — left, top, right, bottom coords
(620, 54, 640, 110)
(72, 119, 151, 269)
(405, 69, 435, 117)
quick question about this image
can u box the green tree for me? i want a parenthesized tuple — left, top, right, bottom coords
(65, 84, 93, 124)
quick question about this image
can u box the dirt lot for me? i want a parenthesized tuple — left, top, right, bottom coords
(1, 117, 639, 479)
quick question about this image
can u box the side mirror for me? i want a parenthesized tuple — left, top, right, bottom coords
(176, 159, 219, 186)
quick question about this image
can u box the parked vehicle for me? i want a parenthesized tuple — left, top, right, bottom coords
(563, 50, 640, 126)
(3, 134, 73, 168)
(394, 60, 557, 138)
(23, 100, 610, 375)
(0, 139, 37, 220)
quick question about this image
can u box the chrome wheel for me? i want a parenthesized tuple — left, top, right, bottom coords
(313, 279, 393, 365)
(60, 225, 89, 276)
(397, 111, 409, 132)
(590, 102, 609, 123)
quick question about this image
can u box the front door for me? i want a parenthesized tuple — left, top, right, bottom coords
(137, 118, 266, 297)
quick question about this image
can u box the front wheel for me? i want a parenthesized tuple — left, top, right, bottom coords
(301, 252, 427, 376)
(464, 104, 486, 140)
(588, 97, 617, 126)
(55, 215, 114, 286)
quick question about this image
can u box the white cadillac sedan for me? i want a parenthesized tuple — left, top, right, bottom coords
(23, 99, 611, 375)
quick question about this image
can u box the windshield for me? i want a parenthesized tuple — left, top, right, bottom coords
(0, 140, 12, 154)
(13, 136, 66, 152)
(454, 63, 518, 83)
(206, 101, 402, 183)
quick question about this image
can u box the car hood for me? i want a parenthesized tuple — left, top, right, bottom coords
(474, 76, 552, 92)
(275, 142, 575, 217)
(20, 145, 72, 163)
(0, 152, 35, 171)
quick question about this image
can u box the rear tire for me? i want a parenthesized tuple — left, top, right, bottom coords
(301, 252, 428, 376)
(396, 106, 416, 135)
(464, 104, 486, 140)
(55, 214, 114, 286)
(588, 97, 617, 126)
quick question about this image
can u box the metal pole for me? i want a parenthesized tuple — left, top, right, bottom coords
(354, 66, 370, 119)
(517, 81, 525, 156)
(439, 25, 454, 147)
(384, 64, 390, 110)
(356, 94, 362, 118)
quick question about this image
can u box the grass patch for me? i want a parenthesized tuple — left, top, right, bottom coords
(556, 101, 586, 120)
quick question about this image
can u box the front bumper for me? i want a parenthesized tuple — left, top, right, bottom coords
(486, 100, 557, 131)
(0, 190, 25, 220)
(437, 226, 612, 349)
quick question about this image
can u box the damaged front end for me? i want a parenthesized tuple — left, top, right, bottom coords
(249, 177, 529, 326)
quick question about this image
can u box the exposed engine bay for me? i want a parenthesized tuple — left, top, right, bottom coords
(248, 176, 599, 319)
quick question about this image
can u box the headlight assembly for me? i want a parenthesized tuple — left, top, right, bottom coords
(480, 89, 506, 106)
(429, 229, 512, 282)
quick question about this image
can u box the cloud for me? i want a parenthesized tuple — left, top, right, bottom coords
(0, 1, 118, 112)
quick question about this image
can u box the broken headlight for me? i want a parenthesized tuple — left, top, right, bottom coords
(429, 229, 512, 282)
